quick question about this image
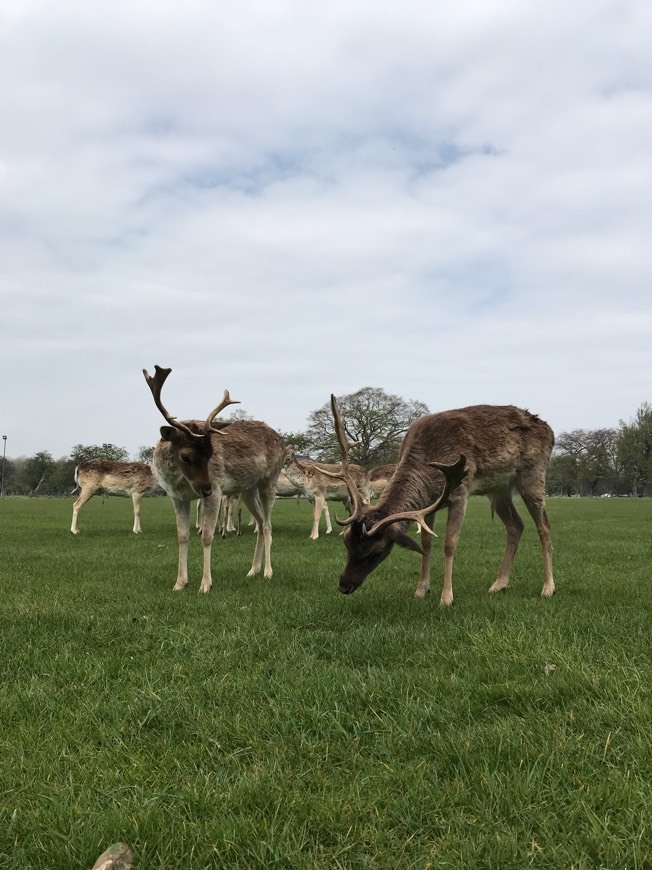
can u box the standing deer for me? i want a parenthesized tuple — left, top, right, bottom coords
(275, 468, 332, 532)
(143, 365, 285, 592)
(70, 460, 158, 534)
(327, 396, 555, 605)
(283, 447, 373, 540)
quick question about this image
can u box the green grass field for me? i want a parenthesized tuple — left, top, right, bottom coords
(1, 495, 651, 869)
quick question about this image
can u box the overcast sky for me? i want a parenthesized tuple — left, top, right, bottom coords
(1, 0, 650, 460)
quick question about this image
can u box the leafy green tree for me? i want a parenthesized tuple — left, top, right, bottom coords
(547, 453, 578, 497)
(19, 451, 55, 496)
(618, 403, 652, 496)
(137, 445, 155, 463)
(554, 428, 618, 495)
(0, 455, 17, 496)
(47, 457, 77, 495)
(70, 443, 129, 463)
(305, 387, 429, 466)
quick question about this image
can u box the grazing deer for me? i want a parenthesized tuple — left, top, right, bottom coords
(143, 365, 285, 592)
(70, 460, 158, 534)
(368, 464, 396, 500)
(283, 447, 373, 540)
(328, 396, 555, 605)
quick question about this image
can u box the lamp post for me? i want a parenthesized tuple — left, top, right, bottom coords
(1, 435, 6, 498)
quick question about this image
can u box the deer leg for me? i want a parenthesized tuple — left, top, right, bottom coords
(225, 497, 237, 533)
(219, 496, 227, 538)
(310, 495, 324, 540)
(488, 493, 524, 594)
(198, 494, 220, 593)
(440, 496, 468, 607)
(70, 488, 95, 534)
(415, 516, 435, 599)
(518, 487, 555, 598)
(323, 501, 333, 534)
(132, 492, 143, 534)
(171, 498, 191, 591)
(243, 486, 274, 578)
(259, 481, 276, 578)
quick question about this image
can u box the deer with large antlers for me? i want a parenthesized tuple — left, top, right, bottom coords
(143, 365, 285, 592)
(327, 395, 555, 605)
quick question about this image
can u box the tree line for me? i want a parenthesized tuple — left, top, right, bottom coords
(547, 402, 652, 497)
(1, 391, 650, 497)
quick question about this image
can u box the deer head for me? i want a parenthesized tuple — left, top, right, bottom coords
(328, 394, 467, 594)
(143, 365, 239, 497)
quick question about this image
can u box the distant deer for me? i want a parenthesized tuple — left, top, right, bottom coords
(327, 396, 555, 605)
(283, 446, 373, 540)
(368, 464, 396, 500)
(276, 466, 332, 533)
(143, 365, 285, 592)
(70, 460, 158, 534)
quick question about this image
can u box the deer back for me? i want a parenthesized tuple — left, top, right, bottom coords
(387, 404, 554, 506)
(76, 460, 157, 496)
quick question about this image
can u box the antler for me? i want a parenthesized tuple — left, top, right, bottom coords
(327, 394, 366, 526)
(143, 365, 202, 438)
(143, 366, 239, 438)
(363, 454, 468, 537)
(206, 390, 240, 429)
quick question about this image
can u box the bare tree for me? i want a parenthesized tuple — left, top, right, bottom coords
(306, 387, 428, 465)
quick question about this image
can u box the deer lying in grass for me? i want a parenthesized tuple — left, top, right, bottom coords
(143, 365, 285, 592)
(327, 395, 555, 605)
(282, 447, 373, 539)
(70, 460, 158, 534)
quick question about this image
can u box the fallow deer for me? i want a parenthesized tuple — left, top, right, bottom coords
(143, 365, 285, 592)
(328, 396, 555, 605)
(276, 467, 332, 533)
(283, 447, 373, 540)
(70, 460, 158, 534)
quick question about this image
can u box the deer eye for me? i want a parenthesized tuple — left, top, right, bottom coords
(180, 454, 192, 465)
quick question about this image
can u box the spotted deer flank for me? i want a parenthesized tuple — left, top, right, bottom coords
(71, 460, 158, 534)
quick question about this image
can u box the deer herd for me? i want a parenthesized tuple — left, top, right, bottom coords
(69, 364, 556, 606)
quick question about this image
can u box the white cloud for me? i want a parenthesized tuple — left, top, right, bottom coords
(1, 0, 650, 457)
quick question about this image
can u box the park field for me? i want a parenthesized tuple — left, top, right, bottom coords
(0, 495, 651, 868)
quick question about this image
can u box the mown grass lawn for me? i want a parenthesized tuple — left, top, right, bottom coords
(0, 495, 651, 868)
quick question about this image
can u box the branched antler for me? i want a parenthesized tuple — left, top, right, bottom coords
(206, 390, 240, 429)
(363, 454, 468, 537)
(325, 394, 366, 525)
(143, 366, 239, 438)
(143, 365, 202, 438)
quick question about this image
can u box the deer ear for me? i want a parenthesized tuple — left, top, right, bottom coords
(160, 426, 179, 442)
(388, 527, 424, 555)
